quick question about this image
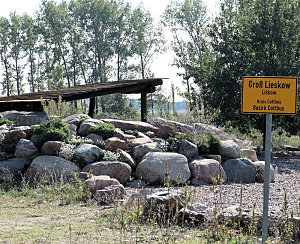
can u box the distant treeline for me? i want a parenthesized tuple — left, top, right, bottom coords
(0, 0, 164, 96)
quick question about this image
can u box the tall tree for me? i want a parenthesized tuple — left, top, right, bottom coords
(9, 12, 24, 95)
(0, 17, 14, 96)
(163, 0, 211, 112)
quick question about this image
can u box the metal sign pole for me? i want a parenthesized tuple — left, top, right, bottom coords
(262, 114, 272, 243)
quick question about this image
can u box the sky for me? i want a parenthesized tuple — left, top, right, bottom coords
(0, 0, 219, 100)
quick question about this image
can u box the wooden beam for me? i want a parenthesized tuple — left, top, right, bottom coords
(141, 92, 147, 122)
(88, 97, 96, 118)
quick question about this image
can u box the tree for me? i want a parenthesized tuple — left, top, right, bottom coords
(0, 17, 14, 96)
(208, 0, 300, 134)
(131, 5, 165, 79)
(9, 12, 24, 95)
(163, 0, 212, 112)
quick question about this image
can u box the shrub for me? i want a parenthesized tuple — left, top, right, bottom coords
(166, 133, 194, 152)
(103, 151, 119, 161)
(0, 118, 13, 127)
(31, 118, 70, 146)
(196, 135, 222, 155)
(59, 144, 76, 161)
(77, 117, 89, 127)
(90, 123, 115, 140)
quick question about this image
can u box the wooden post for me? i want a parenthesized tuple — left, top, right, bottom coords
(141, 92, 147, 122)
(88, 97, 96, 118)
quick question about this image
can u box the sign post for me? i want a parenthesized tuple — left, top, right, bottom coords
(242, 76, 298, 243)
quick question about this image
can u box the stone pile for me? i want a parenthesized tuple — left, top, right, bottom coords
(0, 112, 276, 202)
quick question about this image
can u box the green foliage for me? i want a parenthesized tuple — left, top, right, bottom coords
(166, 133, 193, 153)
(59, 144, 76, 161)
(31, 118, 70, 146)
(77, 117, 88, 127)
(41, 96, 68, 118)
(90, 123, 116, 140)
(196, 135, 222, 155)
(0, 118, 13, 126)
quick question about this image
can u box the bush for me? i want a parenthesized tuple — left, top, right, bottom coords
(0, 118, 13, 127)
(196, 135, 222, 155)
(166, 133, 194, 152)
(31, 118, 70, 146)
(90, 123, 115, 140)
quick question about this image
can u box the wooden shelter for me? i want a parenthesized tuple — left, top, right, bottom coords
(0, 78, 164, 122)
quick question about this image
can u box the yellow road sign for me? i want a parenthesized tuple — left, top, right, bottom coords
(242, 76, 298, 114)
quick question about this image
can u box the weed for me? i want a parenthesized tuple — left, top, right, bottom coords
(90, 123, 116, 140)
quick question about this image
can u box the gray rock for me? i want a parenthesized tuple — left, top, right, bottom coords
(220, 140, 241, 158)
(86, 133, 104, 144)
(74, 143, 104, 166)
(30, 134, 41, 147)
(222, 158, 256, 183)
(128, 137, 153, 147)
(143, 190, 185, 224)
(144, 131, 156, 138)
(68, 124, 77, 139)
(252, 161, 276, 183)
(82, 161, 132, 184)
(126, 180, 146, 188)
(132, 142, 163, 160)
(95, 184, 126, 204)
(0, 158, 28, 173)
(202, 154, 222, 163)
(179, 203, 214, 226)
(14, 139, 38, 158)
(116, 149, 136, 167)
(11, 112, 48, 126)
(78, 119, 103, 137)
(84, 175, 120, 193)
(193, 123, 225, 137)
(189, 158, 227, 184)
(149, 118, 193, 134)
(105, 137, 127, 151)
(136, 152, 191, 185)
(41, 141, 65, 155)
(3, 129, 26, 143)
(178, 139, 198, 160)
(26, 155, 79, 182)
(62, 114, 90, 126)
(241, 149, 258, 162)
(157, 125, 174, 139)
(11, 126, 32, 139)
(101, 119, 159, 133)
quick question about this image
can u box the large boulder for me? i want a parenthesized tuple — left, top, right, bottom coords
(62, 114, 90, 126)
(95, 184, 126, 204)
(116, 149, 136, 168)
(2, 111, 48, 126)
(41, 141, 65, 155)
(82, 161, 132, 184)
(157, 125, 174, 139)
(84, 175, 120, 193)
(128, 137, 153, 147)
(241, 149, 258, 162)
(3, 129, 26, 143)
(149, 117, 193, 134)
(11, 126, 33, 139)
(252, 161, 276, 183)
(78, 119, 103, 137)
(132, 142, 163, 160)
(86, 133, 104, 144)
(222, 158, 256, 183)
(0, 158, 28, 173)
(26, 155, 79, 182)
(14, 139, 38, 158)
(189, 158, 227, 185)
(193, 123, 226, 137)
(136, 152, 191, 185)
(74, 143, 104, 166)
(143, 190, 185, 224)
(105, 137, 127, 151)
(178, 139, 198, 160)
(102, 119, 159, 133)
(219, 140, 241, 158)
(179, 203, 214, 226)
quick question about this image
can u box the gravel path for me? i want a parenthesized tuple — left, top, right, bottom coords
(127, 153, 300, 218)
